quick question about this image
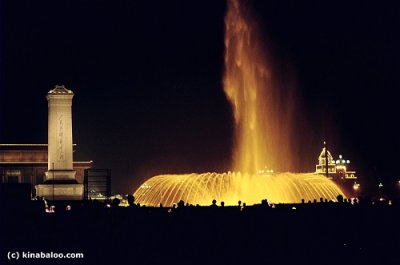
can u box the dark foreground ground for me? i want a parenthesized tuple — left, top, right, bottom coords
(1, 198, 400, 265)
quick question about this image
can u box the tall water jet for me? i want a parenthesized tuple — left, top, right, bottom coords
(133, 0, 346, 206)
(224, 0, 293, 173)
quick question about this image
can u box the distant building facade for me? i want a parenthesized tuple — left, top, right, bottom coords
(0, 144, 92, 197)
(316, 146, 358, 196)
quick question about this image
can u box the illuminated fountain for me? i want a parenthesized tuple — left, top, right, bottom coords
(133, 0, 345, 206)
(134, 172, 343, 206)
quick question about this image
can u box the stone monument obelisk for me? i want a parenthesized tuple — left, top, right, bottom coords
(36, 85, 83, 200)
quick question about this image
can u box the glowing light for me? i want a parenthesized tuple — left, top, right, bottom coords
(133, 172, 344, 207)
(45, 205, 55, 213)
(353, 182, 360, 191)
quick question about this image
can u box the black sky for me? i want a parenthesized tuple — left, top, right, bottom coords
(1, 0, 400, 194)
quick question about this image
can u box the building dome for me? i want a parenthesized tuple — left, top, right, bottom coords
(318, 147, 334, 165)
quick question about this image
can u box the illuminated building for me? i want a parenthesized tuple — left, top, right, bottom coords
(315, 146, 358, 195)
(0, 144, 92, 197)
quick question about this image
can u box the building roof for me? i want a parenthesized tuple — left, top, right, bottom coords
(0, 144, 77, 150)
(0, 144, 90, 165)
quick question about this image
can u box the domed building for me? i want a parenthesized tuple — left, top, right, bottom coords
(315, 145, 358, 196)
(316, 147, 336, 175)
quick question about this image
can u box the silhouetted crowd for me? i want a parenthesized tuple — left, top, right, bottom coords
(2, 195, 400, 265)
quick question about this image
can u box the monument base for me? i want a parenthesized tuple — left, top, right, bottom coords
(35, 183, 83, 200)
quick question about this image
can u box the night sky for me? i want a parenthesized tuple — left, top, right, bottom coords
(1, 0, 400, 195)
